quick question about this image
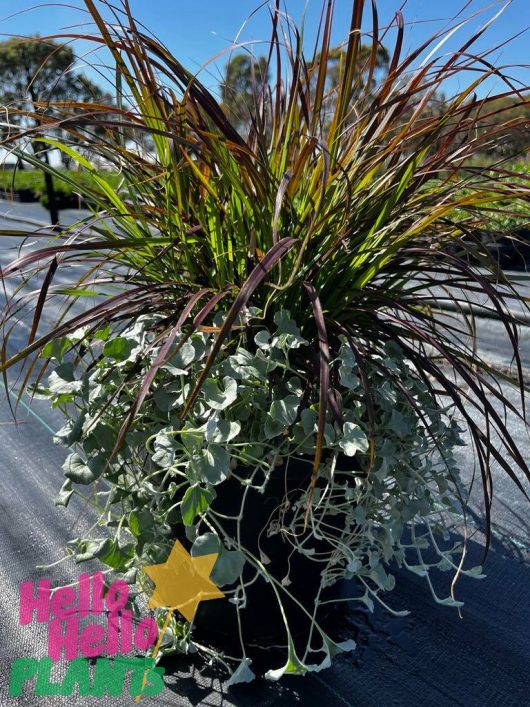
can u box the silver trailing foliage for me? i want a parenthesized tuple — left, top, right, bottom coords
(38, 310, 481, 683)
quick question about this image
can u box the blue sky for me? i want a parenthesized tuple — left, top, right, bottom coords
(0, 0, 529, 98)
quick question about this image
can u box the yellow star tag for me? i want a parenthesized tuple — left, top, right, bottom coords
(142, 540, 225, 622)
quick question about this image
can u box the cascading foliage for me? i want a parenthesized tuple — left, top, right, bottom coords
(38, 311, 474, 681)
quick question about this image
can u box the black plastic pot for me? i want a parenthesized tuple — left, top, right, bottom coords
(17, 188, 37, 203)
(180, 456, 359, 658)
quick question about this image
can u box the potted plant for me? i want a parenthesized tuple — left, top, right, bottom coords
(1, 0, 529, 685)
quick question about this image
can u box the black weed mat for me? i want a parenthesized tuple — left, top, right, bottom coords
(0, 393, 529, 706)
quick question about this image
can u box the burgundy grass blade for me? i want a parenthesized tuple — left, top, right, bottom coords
(181, 237, 297, 418)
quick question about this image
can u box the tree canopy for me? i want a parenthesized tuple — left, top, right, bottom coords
(0, 37, 105, 114)
(220, 54, 270, 133)
(0, 37, 110, 220)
